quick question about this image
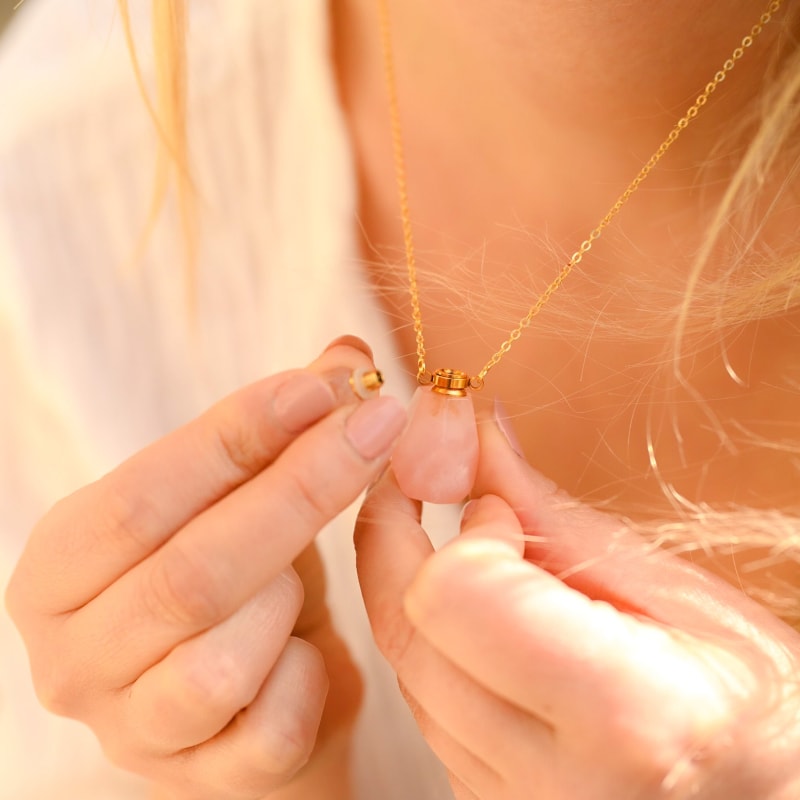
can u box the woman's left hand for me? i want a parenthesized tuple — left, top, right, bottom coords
(354, 416, 800, 800)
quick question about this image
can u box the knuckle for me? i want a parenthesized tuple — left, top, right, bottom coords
(144, 544, 226, 628)
(63, 482, 163, 568)
(96, 481, 160, 553)
(374, 604, 415, 666)
(230, 641, 327, 794)
(30, 650, 84, 717)
(231, 728, 314, 794)
(209, 406, 266, 481)
(171, 648, 254, 721)
(255, 657, 326, 780)
(255, 723, 315, 782)
(283, 468, 338, 528)
(63, 477, 159, 556)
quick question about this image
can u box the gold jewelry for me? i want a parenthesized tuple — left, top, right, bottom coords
(350, 368, 384, 399)
(382, 0, 786, 504)
(378, 0, 785, 394)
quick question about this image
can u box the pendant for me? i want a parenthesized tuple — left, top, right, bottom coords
(392, 369, 479, 504)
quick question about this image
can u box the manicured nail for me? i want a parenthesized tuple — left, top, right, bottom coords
(493, 398, 525, 458)
(323, 335, 374, 361)
(273, 373, 336, 433)
(345, 397, 407, 460)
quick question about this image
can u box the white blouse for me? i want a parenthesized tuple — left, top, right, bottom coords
(0, 1, 453, 797)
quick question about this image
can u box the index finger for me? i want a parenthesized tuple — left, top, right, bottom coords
(70, 392, 406, 685)
(10, 340, 377, 616)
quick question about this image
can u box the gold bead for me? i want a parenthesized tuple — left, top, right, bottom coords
(431, 368, 470, 397)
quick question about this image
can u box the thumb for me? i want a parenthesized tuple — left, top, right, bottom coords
(473, 409, 795, 646)
(474, 408, 628, 568)
(458, 494, 525, 557)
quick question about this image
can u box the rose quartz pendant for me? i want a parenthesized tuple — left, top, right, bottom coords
(392, 369, 479, 504)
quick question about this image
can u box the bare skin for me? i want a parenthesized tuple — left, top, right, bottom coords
(331, 0, 800, 513)
(7, 339, 398, 800)
(356, 420, 800, 800)
(333, 19, 800, 791)
(6, 4, 800, 800)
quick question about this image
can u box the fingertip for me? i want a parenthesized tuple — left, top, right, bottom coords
(460, 494, 525, 554)
(310, 337, 380, 402)
(460, 493, 516, 529)
(492, 398, 526, 458)
(474, 413, 559, 504)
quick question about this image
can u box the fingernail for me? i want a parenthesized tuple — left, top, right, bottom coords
(493, 398, 525, 458)
(459, 498, 479, 527)
(345, 397, 407, 460)
(323, 335, 374, 361)
(273, 373, 336, 433)
(323, 366, 383, 405)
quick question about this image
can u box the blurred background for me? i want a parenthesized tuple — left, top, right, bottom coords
(1, 0, 21, 35)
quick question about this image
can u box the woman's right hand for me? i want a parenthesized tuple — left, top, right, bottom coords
(5, 336, 406, 800)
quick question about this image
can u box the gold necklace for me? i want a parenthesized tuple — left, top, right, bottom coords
(381, 0, 785, 504)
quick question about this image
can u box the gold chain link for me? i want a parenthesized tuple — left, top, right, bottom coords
(378, 4, 428, 380)
(378, 0, 784, 387)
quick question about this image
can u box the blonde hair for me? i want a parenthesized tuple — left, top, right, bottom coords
(117, 0, 196, 300)
(119, 0, 800, 627)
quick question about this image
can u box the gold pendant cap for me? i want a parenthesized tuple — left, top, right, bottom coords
(431, 368, 470, 397)
(350, 368, 384, 399)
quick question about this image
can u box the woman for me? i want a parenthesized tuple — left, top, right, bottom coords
(1, 0, 799, 798)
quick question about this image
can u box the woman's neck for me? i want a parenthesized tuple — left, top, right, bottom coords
(330, 0, 799, 515)
(332, 0, 791, 320)
(333, 0, 783, 206)
(384, 3, 771, 121)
